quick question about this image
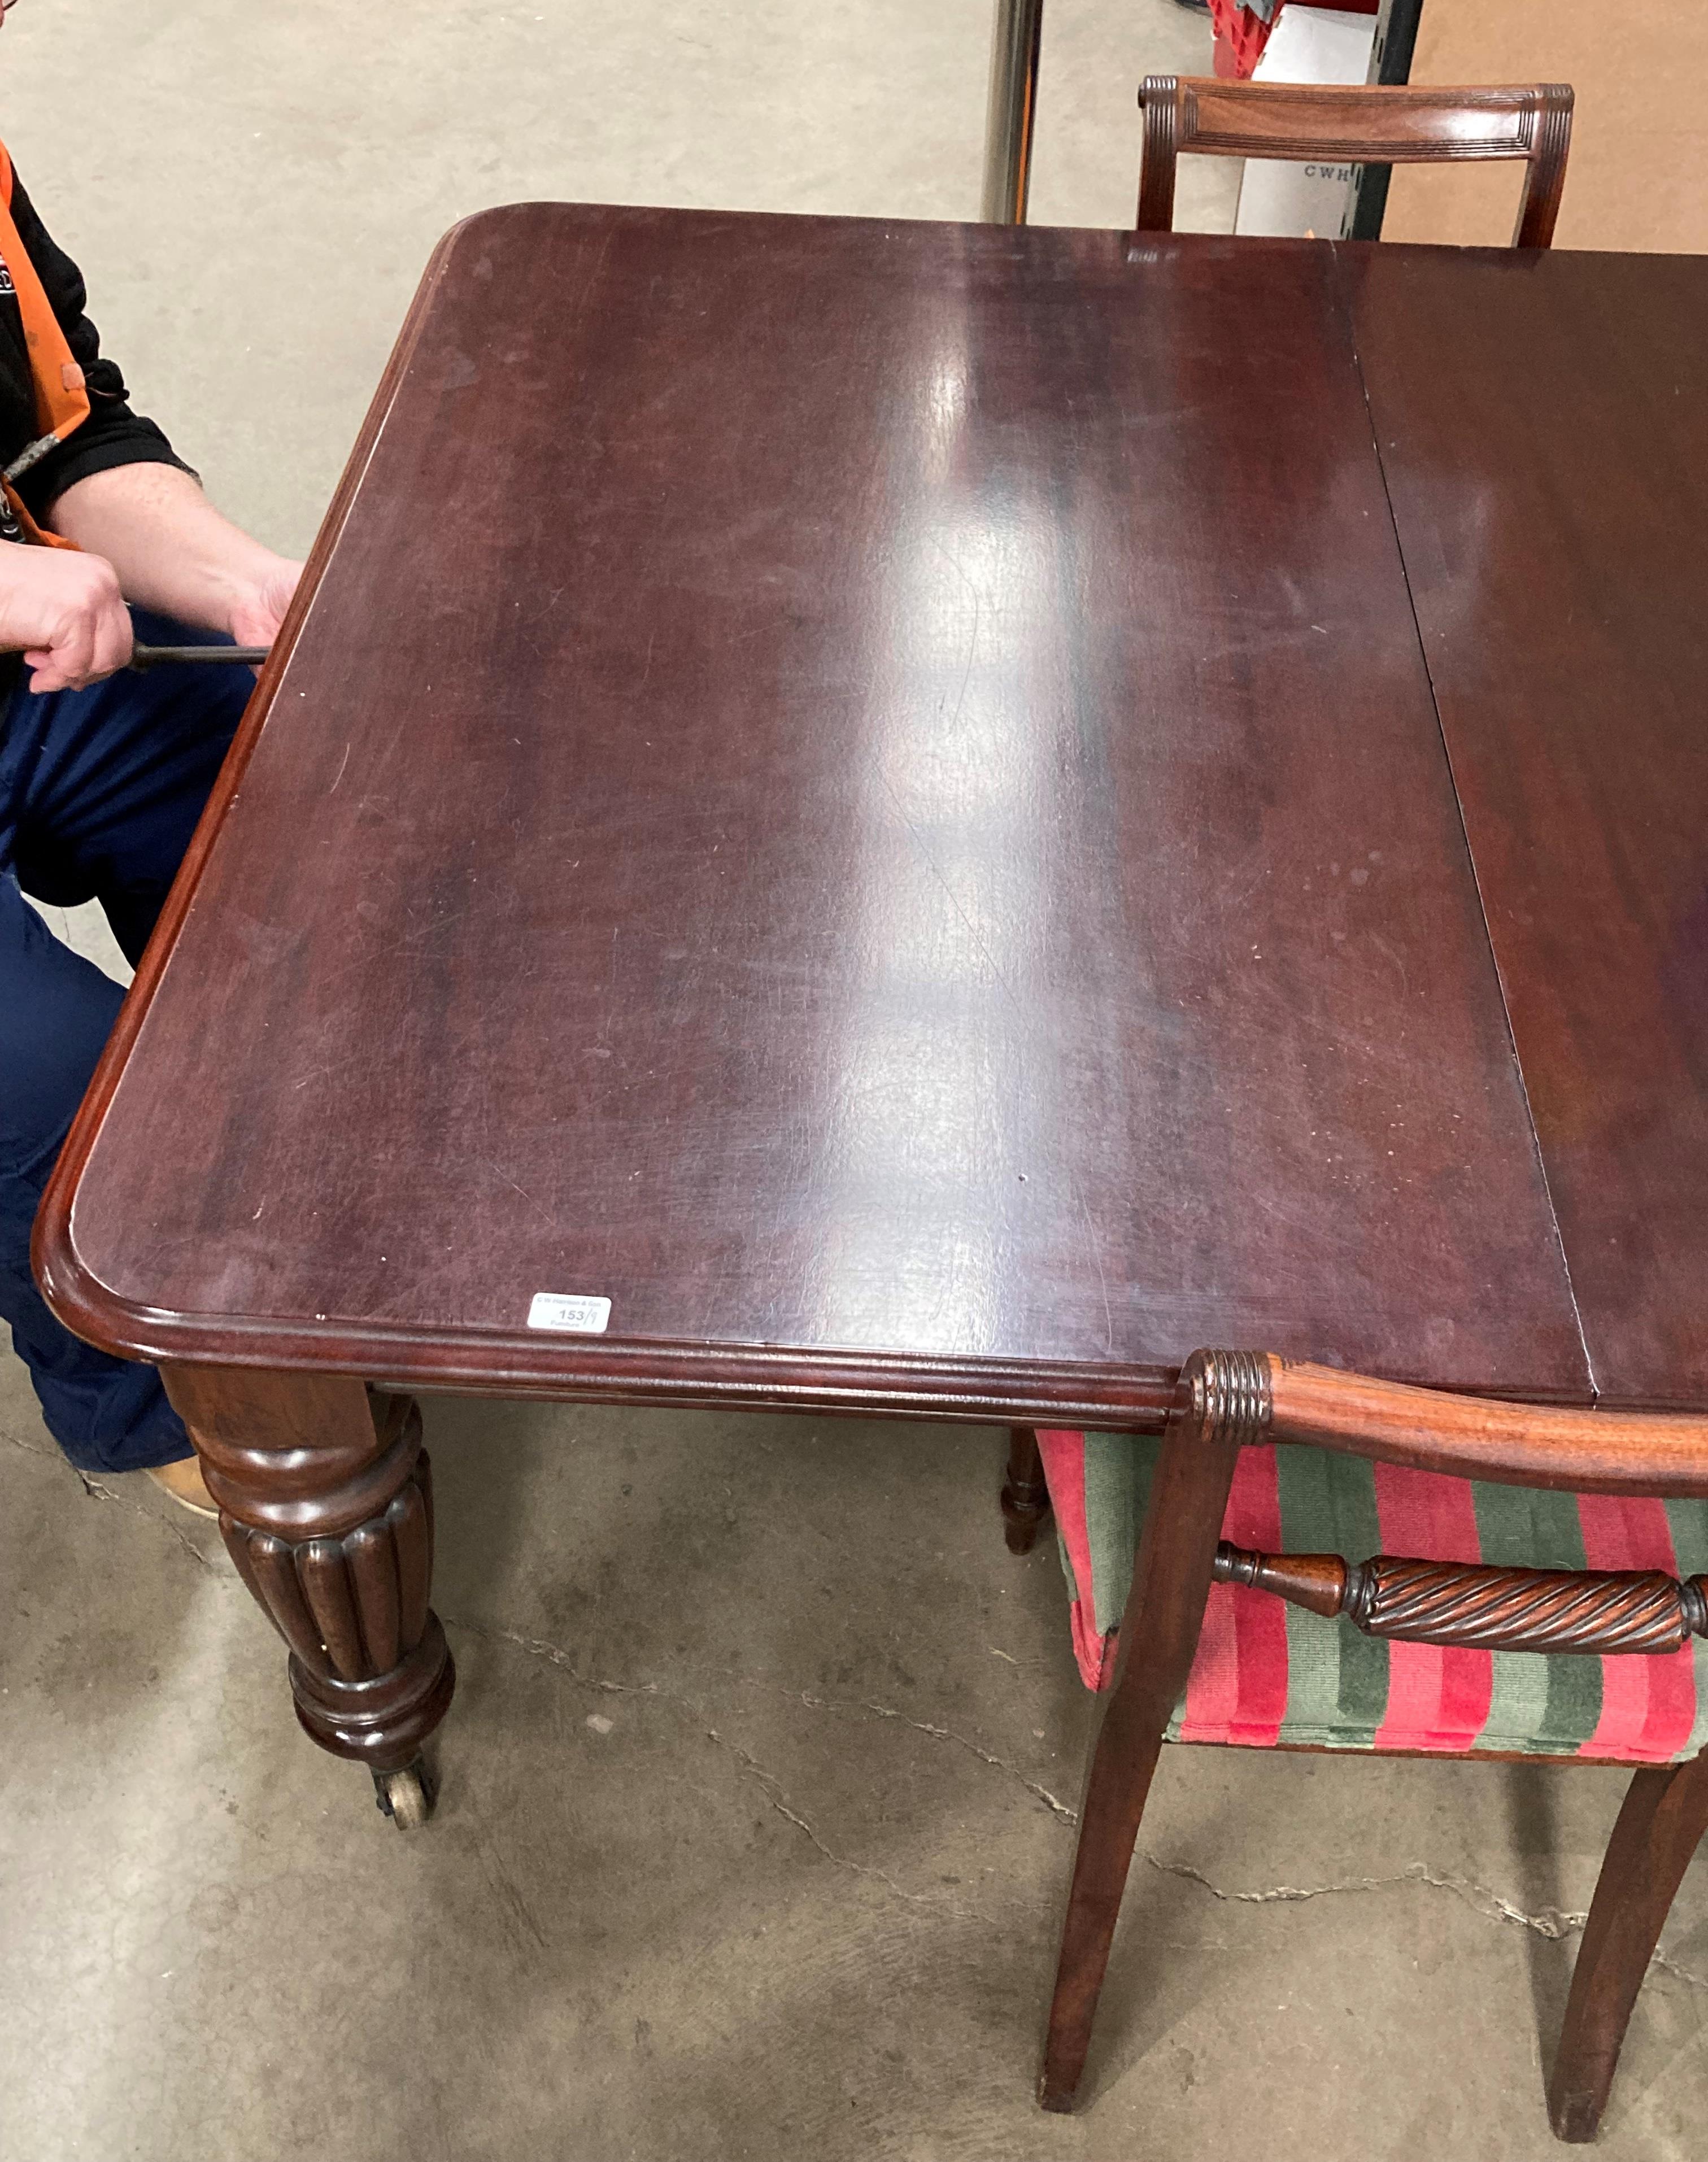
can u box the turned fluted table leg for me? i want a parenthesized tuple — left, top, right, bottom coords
(162, 1365, 455, 1828)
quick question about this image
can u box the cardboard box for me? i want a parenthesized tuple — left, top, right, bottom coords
(1383, 0, 1706, 254)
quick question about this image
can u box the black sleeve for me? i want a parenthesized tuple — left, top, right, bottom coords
(6, 169, 195, 517)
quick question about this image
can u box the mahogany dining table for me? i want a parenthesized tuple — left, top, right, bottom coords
(32, 207, 1708, 1833)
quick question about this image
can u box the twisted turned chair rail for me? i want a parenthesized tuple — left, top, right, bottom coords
(1136, 76, 1574, 247)
(1214, 1544, 1708, 1658)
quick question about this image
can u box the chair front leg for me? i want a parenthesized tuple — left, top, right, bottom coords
(1549, 1750, 1708, 2141)
(1038, 1372, 1247, 2109)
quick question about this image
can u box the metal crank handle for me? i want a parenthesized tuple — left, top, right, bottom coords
(129, 643, 272, 671)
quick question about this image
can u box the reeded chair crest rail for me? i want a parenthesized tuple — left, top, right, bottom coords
(1136, 77, 1574, 247)
(1040, 1351, 1708, 2143)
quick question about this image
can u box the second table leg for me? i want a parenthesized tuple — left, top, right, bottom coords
(162, 1363, 455, 1827)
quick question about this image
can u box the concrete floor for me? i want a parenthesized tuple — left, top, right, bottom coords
(0, 4, 1704, 2157)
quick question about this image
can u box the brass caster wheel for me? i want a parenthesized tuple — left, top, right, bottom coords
(373, 1759, 433, 1830)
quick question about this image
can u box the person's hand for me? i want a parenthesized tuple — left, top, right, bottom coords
(0, 542, 133, 692)
(225, 556, 303, 650)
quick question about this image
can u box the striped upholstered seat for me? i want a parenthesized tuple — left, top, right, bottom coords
(1039, 1429, 1708, 1763)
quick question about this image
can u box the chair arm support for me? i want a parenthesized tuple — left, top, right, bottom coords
(1175, 1350, 1708, 1497)
(1271, 1358, 1708, 1497)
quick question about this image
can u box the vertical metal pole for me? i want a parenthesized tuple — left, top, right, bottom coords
(981, 0, 1045, 224)
(1346, 0, 1426, 239)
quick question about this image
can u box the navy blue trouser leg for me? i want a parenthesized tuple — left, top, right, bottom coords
(0, 610, 250, 1473)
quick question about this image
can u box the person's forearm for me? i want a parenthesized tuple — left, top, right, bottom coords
(47, 462, 295, 638)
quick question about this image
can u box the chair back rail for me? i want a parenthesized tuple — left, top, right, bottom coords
(1136, 77, 1574, 247)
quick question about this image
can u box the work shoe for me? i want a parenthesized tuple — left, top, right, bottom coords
(146, 1455, 218, 1519)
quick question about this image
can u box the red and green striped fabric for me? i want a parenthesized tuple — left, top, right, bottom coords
(1038, 1430, 1708, 1763)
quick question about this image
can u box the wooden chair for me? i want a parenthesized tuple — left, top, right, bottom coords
(1136, 76, 1574, 247)
(1038, 1351, 1708, 2142)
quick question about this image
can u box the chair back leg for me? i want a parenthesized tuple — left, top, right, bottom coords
(1002, 1427, 1052, 1553)
(1039, 1413, 1240, 2108)
(1549, 1749, 1708, 2141)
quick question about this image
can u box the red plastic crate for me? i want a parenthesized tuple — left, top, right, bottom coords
(1209, 0, 1378, 81)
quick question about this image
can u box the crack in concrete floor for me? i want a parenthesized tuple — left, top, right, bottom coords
(447, 1616, 987, 1916)
(1147, 1851, 1589, 1936)
(3, 1420, 219, 1572)
(80, 1475, 220, 1572)
(448, 1614, 1708, 1988)
(717, 1732, 978, 1916)
(446, 1614, 1079, 1822)
(1145, 1856, 1708, 1991)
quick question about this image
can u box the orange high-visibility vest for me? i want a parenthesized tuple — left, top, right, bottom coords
(0, 140, 86, 548)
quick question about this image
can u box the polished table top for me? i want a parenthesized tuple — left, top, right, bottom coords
(37, 209, 1705, 1422)
(1344, 246, 1708, 1411)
